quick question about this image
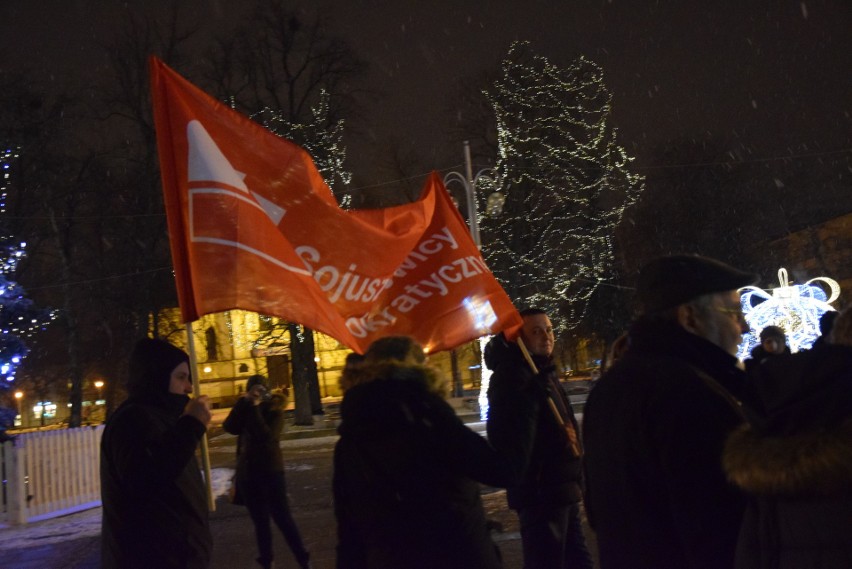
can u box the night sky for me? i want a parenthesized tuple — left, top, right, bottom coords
(2, 1, 851, 183)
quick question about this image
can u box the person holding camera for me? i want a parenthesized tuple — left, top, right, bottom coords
(224, 375, 311, 569)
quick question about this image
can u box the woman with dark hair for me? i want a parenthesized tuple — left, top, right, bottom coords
(333, 336, 527, 569)
(224, 375, 311, 569)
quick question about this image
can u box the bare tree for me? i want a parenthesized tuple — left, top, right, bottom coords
(203, 0, 369, 425)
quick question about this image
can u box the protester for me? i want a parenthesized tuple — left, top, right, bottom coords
(100, 337, 212, 569)
(485, 308, 593, 569)
(582, 255, 758, 569)
(223, 374, 311, 569)
(724, 306, 852, 568)
(810, 309, 839, 350)
(333, 336, 524, 569)
(744, 325, 790, 374)
(604, 331, 630, 371)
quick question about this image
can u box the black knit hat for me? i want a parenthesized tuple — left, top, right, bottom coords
(637, 255, 758, 314)
(127, 338, 190, 397)
(759, 325, 786, 341)
(245, 374, 267, 391)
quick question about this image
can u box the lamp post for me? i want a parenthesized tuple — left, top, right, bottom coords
(14, 390, 23, 428)
(442, 141, 504, 248)
(442, 141, 505, 398)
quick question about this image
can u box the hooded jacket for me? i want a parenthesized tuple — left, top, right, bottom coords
(724, 344, 852, 569)
(484, 332, 583, 510)
(582, 318, 747, 569)
(333, 360, 515, 569)
(100, 339, 211, 569)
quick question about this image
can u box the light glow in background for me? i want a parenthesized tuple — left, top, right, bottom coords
(738, 268, 840, 359)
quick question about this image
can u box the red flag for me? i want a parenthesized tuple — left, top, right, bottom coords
(149, 56, 521, 353)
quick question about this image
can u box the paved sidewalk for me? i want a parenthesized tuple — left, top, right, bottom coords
(0, 396, 597, 568)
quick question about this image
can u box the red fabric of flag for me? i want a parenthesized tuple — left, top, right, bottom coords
(149, 56, 521, 353)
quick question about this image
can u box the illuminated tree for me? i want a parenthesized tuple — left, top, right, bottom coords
(255, 90, 352, 204)
(482, 42, 643, 334)
(0, 148, 54, 390)
(205, 0, 367, 423)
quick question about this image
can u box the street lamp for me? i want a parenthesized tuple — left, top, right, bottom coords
(14, 390, 23, 427)
(442, 141, 505, 247)
(442, 141, 506, 399)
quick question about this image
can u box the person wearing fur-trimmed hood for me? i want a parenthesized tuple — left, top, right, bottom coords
(333, 336, 528, 569)
(724, 307, 852, 569)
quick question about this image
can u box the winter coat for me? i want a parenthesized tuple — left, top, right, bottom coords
(333, 361, 516, 569)
(223, 397, 286, 480)
(744, 344, 791, 376)
(484, 333, 584, 510)
(100, 393, 211, 569)
(724, 344, 852, 569)
(582, 318, 747, 569)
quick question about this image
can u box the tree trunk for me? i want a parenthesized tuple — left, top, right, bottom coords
(450, 349, 463, 397)
(288, 323, 321, 425)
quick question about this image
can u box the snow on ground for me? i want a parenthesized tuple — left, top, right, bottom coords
(0, 467, 235, 550)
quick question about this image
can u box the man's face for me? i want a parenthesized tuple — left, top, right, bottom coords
(168, 361, 193, 395)
(691, 290, 749, 357)
(762, 337, 785, 354)
(521, 313, 554, 357)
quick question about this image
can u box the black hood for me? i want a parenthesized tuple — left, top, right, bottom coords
(127, 338, 190, 400)
(484, 332, 517, 372)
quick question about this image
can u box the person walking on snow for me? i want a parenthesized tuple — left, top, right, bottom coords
(224, 374, 312, 569)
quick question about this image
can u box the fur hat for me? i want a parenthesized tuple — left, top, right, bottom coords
(127, 338, 189, 397)
(636, 255, 758, 314)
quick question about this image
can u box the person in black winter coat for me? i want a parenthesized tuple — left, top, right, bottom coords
(744, 325, 790, 375)
(333, 336, 525, 569)
(223, 375, 311, 569)
(724, 307, 852, 569)
(100, 338, 213, 569)
(485, 308, 593, 569)
(582, 255, 758, 569)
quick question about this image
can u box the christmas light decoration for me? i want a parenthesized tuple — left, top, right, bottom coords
(251, 90, 353, 207)
(0, 148, 56, 387)
(738, 267, 840, 358)
(482, 42, 643, 334)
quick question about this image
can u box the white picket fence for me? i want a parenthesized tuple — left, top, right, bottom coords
(1, 425, 103, 526)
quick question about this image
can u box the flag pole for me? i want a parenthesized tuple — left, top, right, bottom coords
(186, 321, 216, 512)
(518, 336, 572, 436)
(517, 336, 539, 374)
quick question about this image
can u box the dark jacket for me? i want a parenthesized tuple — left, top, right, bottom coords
(744, 344, 790, 375)
(484, 333, 584, 510)
(101, 393, 211, 569)
(724, 344, 852, 569)
(333, 361, 515, 569)
(582, 318, 747, 569)
(223, 397, 286, 480)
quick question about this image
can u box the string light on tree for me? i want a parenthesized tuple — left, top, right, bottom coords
(251, 90, 353, 207)
(482, 42, 644, 334)
(0, 148, 56, 388)
(738, 267, 840, 358)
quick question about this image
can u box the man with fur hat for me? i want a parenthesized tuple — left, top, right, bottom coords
(582, 255, 758, 569)
(100, 337, 212, 569)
